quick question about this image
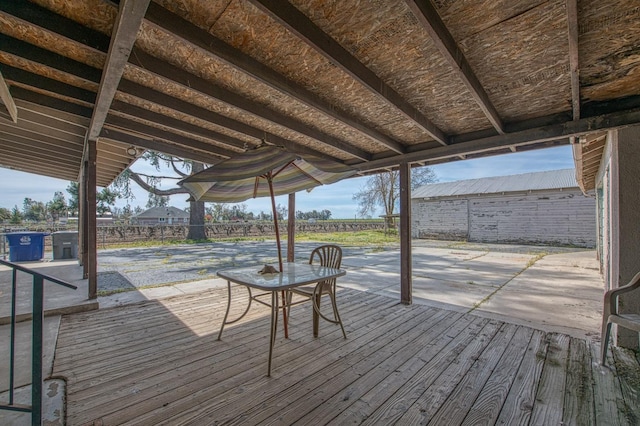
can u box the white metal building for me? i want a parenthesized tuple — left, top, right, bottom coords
(412, 169, 596, 247)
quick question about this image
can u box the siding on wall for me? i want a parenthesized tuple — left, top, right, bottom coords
(412, 189, 597, 247)
(413, 199, 468, 240)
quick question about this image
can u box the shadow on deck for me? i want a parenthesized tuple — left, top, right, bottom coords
(51, 286, 639, 425)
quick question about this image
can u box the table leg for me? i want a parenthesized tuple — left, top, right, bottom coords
(217, 282, 252, 341)
(268, 290, 278, 376)
(217, 280, 233, 340)
(281, 290, 289, 338)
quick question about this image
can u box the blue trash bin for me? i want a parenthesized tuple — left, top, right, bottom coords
(6, 232, 49, 262)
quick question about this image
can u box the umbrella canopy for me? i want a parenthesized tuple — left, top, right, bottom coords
(178, 145, 356, 203)
(178, 144, 356, 270)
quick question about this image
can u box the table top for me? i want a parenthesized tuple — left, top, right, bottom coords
(217, 262, 346, 291)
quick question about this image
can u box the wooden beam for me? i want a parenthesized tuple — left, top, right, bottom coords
(99, 127, 223, 165)
(113, 80, 362, 160)
(115, 79, 370, 161)
(87, 0, 150, 140)
(2, 35, 357, 162)
(1, 65, 97, 105)
(0, 1, 110, 53)
(287, 193, 295, 263)
(143, 3, 406, 154)
(0, 70, 17, 122)
(354, 107, 640, 172)
(7, 74, 234, 163)
(0, 123, 83, 153)
(243, 0, 448, 146)
(85, 139, 97, 298)
(399, 162, 412, 305)
(109, 100, 246, 151)
(567, 0, 580, 121)
(0, 139, 81, 164)
(11, 86, 222, 164)
(5, 105, 86, 136)
(404, 0, 504, 134)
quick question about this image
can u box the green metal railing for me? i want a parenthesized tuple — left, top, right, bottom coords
(0, 259, 77, 425)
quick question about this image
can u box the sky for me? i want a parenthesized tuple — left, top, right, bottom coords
(0, 145, 576, 218)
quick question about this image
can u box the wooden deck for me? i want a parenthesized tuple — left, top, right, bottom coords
(52, 287, 639, 425)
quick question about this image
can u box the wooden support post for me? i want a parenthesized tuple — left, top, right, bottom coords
(86, 140, 98, 299)
(287, 193, 295, 262)
(399, 162, 412, 304)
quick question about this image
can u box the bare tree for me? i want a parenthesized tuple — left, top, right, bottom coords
(115, 152, 207, 240)
(353, 166, 437, 225)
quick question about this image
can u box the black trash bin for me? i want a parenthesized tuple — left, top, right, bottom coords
(5, 232, 48, 262)
(52, 231, 79, 260)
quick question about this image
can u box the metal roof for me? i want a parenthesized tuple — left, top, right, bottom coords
(412, 169, 579, 199)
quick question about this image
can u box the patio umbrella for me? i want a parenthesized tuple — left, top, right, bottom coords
(178, 144, 356, 272)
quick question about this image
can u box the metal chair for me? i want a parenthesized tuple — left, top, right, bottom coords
(287, 244, 347, 338)
(600, 271, 640, 365)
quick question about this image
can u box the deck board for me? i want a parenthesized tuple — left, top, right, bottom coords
(50, 286, 638, 425)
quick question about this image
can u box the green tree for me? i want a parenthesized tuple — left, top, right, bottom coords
(146, 193, 169, 208)
(0, 207, 10, 222)
(66, 181, 120, 216)
(22, 198, 47, 221)
(10, 205, 23, 224)
(47, 191, 67, 222)
(353, 166, 437, 225)
(66, 182, 79, 216)
(96, 188, 119, 215)
(206, 203, 227, 222)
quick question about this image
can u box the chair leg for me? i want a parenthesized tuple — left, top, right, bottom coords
(329, 291, 347, 339)
(600, 319, 612, 366)
(286, 291, 292, 319)
(313, 293, 321, 338)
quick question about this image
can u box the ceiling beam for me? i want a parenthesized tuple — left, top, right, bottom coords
(9, 86, 225, 165)
(116, 79, 370, 161)
(0, 1, 110, 52)
(1, 31, 365, 162)
(355, 107, 640, 172)
(0, 156, 77, 176)
(109, 100, 246, 152)
(567, 0, 580, 121)
(104, 114, 234, 161)
(125, 49, 379, 158)
(237, 0, 448, 145)
(404, 0, 504, 134)
(0, 110, 85, 145)
(0, 69, 17, 122)
(143, 2, 406, 154)
(7, 105, 86, 137)
(87, 0, 150, 141)
(99, 127, 223, 165)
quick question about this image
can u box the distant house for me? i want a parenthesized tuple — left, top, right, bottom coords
(411, 169, 596, 248)
(133, 207, 190, 226)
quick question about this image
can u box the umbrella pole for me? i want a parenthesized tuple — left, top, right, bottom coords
(268, 176, 288, 338)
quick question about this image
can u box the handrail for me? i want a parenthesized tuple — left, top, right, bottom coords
(0, 259, 77, 425)
(0, 259, 77, 289)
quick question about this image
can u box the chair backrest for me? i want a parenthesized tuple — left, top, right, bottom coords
(309, 245, 342, 293)
(309, 244, 342, 269)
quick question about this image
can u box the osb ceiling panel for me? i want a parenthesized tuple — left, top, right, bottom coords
(0, 0, 639, 185)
